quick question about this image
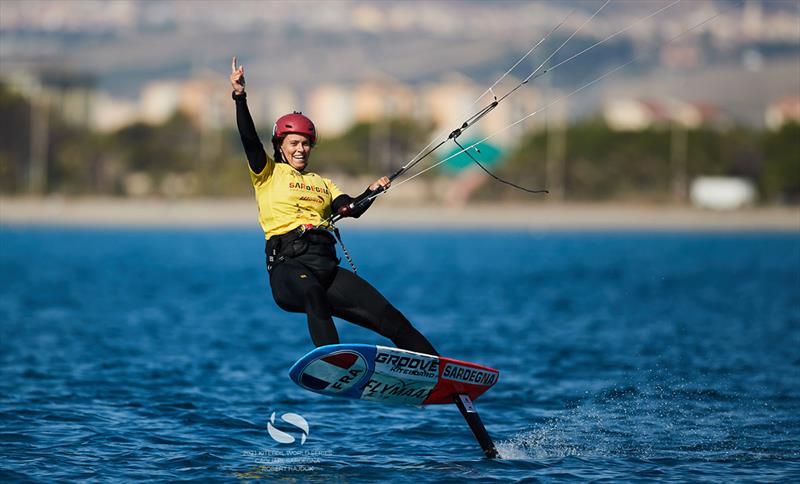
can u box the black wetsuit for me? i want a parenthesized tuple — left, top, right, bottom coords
(234, 92, 438, 355)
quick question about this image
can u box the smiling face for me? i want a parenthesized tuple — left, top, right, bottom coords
(279, 134, 312, 171)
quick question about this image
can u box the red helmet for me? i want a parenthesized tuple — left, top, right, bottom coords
(273, 111, 317, 145)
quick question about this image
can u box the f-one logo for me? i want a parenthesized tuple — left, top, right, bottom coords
(442, 364, 498, 386)
(267, 412, 309, 445)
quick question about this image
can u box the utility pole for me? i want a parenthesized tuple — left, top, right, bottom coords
(28, 92, 49, 195)
(545, 78, 566, 201)
(670, 119, 688, 203)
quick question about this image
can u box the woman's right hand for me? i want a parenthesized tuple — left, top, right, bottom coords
(230, 56, 245, 94)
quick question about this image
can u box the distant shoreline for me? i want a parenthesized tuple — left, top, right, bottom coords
(1, 197, 798, 231)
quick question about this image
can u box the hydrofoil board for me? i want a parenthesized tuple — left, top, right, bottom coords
(289, 344, 499, 406)
(289, 344, 500, 458)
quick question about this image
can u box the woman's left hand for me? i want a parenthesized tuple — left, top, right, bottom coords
(369, 176, 391, 192)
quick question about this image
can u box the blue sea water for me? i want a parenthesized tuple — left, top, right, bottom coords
(1, 226, 798, 482)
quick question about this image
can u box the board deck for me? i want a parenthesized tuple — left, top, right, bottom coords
(289, 344, 499, 406)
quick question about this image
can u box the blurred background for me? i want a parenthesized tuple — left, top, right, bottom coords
(2, 2, 799, 481)
(0, 0, 798, 209)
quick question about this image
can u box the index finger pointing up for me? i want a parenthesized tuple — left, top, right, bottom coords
(231, 56, 238, 73)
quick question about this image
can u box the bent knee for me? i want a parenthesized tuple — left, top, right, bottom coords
(273, 296, 302, 313)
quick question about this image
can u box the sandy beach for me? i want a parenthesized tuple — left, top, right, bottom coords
(1, 197, 797, 231)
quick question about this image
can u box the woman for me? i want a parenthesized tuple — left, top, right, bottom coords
(230, 57, 437, 356)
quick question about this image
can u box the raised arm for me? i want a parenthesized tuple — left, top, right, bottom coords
(230, 56, 269, 174)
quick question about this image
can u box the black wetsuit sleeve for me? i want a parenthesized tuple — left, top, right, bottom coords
(233, 91, 269, 174)
(332, 188, 375, 219)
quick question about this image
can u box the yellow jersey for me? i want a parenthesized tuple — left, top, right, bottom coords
(250, 159, 344, 239)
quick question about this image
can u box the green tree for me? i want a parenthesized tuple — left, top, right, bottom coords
(311, 118, 434, 175)
(761, 123, 800, 203)
(0, 84, 32, 193)
(501, 119, 672, 201)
